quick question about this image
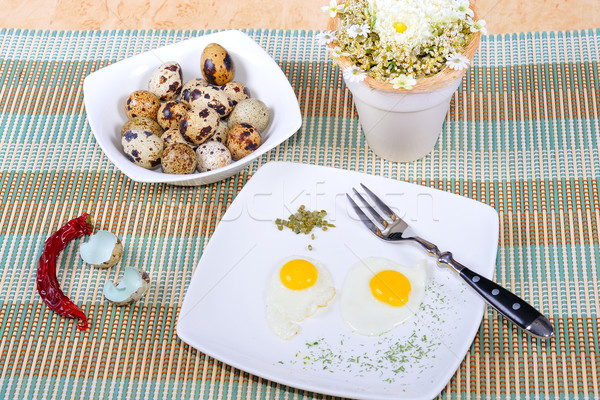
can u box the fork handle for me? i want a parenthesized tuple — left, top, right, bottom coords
(437, 252, 554, 339)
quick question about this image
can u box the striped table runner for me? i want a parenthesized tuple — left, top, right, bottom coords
(0, 28, 598, 399)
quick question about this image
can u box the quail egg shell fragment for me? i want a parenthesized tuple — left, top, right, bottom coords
(196, 141, 232, 172)
(122, 128, 163, 169)
(104, 267, 151, 306)
(80, 230, 124, 268)
(148, 61, 183, 101)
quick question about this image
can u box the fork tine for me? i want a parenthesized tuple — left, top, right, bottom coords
(346, 194, 382, 237)
(352, 188, 389, 229)
(360, 183, 398, 222)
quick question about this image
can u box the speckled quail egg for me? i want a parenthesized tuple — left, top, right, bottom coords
(209, 120, 229, 144)
(122, 128, 163, 169)
(196, 141, 232, 172)
(228, 98, 270, 132)
(162, 128, 194, 147)
(201, 43, 235, 86)
(180, 79, 209, 106)
(161, 142, 197, 174)
(185, 85, 233, 118)
(227, 123, 261, 160)
(157, 100, 189, 130)
(221, 81, 250, 106)
(148, 61, 183, 101)
(124, 90, 161, 120)
(182, 78, 209, 94)
(121, 116, 163, 138)
(179, 107, 220, 146)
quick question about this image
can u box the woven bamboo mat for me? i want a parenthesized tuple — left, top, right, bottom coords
(0, 28, 598, 399)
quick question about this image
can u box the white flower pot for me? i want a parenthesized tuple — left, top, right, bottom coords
(344, 75, 463, 162)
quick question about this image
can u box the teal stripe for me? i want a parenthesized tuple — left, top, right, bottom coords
(0, 28, 598, 66)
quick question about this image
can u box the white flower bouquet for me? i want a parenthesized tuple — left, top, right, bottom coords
(319, 0, 485, 92)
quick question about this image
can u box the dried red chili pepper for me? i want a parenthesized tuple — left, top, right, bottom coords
(37, 213, 94, 331)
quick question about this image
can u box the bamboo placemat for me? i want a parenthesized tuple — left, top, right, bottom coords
(0, 28, 598, 399)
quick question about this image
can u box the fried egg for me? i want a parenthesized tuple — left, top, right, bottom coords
(266, 256, 335, 340)
(340, 257, 428, 336)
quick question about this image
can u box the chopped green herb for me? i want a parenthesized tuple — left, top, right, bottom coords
(275, 205, 335, 235)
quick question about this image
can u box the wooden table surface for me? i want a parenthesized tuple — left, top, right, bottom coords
(1, 0, 599, 33)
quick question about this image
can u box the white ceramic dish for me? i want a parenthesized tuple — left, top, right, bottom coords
(177, 162, 499, 399)
(83, 30, 301, 186)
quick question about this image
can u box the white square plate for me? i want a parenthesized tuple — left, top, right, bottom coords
(83, 30, 301, 186)
(177, 162, 499, 399)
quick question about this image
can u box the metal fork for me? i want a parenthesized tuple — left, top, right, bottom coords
(347, 184, 554, 340)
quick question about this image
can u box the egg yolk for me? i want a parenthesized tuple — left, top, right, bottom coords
(370, 270, 411, 306)
(280, 259, 318, 290)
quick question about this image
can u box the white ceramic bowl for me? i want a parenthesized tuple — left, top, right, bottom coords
(83, 30, 302, 186)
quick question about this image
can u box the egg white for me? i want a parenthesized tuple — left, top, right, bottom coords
(265, 256, 336, 340)
(340, 257, 428, 336)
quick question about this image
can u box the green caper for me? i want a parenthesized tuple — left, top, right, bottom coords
(274, 205, 335, 236)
